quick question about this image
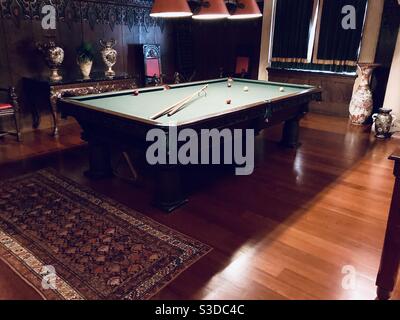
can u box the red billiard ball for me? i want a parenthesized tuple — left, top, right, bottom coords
(133, 90, 139, 96)
(226, 99, 232, 104)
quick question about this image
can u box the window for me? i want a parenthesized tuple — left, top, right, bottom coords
(270, 0, 368, 74)
(271, 0, 315, 63)
(315, 0, 368, 65)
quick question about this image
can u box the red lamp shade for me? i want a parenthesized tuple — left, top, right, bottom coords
(150, 0, 193, 18)
(192, 0, 230, 20)
(228, 0, 262, 19)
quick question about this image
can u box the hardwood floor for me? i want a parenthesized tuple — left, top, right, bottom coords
(0, 113, 399, 300)
(0, 121, 84, 165)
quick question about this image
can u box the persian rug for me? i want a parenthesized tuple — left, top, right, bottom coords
(0, 169, 211, 300)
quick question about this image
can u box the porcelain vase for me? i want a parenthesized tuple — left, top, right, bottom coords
(372, 108, 396, 139)
(349, 63, 379, 125)
(78, 60, 93, 79)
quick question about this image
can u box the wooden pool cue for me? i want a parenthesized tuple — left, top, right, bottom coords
(167, 85, 208, 117)
(123, 151, 138, 181)
(150, 85, 208, 120)
(150, 94, 194, 120)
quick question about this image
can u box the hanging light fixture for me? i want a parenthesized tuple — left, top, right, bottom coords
(192, 0, 230, 20)
(150, 0, 193, 18)
(228, 0, 262, 19)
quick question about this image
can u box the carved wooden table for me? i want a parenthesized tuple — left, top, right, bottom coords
(376, 150, 400, 300)
(23, 73, 137, 137)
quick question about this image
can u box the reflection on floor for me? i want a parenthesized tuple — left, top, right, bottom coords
(0, 114, 399, 300)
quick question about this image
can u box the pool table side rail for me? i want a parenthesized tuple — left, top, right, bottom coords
(180, 87, 321, 127)
(58, 80, 321, 128)
(66, 78, 315, 102)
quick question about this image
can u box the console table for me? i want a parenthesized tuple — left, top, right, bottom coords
(376, 150, 400, 300)
(23, 73, 137, 136)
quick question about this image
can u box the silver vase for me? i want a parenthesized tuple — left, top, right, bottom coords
(37, 41, 64, 82)
(100, 39, 117, 77)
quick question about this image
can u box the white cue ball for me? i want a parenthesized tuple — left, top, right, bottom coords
(243, 86, 249, 92)
(279, 87, 285, 92)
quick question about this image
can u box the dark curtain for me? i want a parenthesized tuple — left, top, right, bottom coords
(316, 0, 368, 64)
(271, 0, 314, 62)
(372, 0, 400, 113)
(271, 0, 367, 74)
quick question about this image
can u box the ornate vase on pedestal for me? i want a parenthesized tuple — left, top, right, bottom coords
(100, 39, 117, 77)
(37, 41, 65, 82)
(372, 108, 396, 139)
(349, 63, 379, 125)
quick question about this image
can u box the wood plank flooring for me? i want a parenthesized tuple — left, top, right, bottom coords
(0, 114, 399, 300)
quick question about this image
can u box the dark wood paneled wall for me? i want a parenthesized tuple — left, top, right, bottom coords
(0, 18, 10, 88)
(268, 69, 356, 117)
(174, 18, 263, 81)
(193, 19, 262, 80)
(0, 0, 175, 132)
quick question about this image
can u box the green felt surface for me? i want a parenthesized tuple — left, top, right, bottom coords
(70, 79, 311, 125)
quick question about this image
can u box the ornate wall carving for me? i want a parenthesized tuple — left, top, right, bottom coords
(0, 0, 163, 31)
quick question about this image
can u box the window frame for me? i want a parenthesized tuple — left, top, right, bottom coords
(268, 0, 369, 74)
(269, 0, 318, 64)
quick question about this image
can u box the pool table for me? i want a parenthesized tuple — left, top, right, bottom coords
(58, 78, 321, 212)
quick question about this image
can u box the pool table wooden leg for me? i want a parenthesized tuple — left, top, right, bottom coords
(376, 159, 400, 300)
(376, 234, 400, 300)
(84, 140, 113, 179)
(281, 116, 301, 148)
(155, 165, 188, 213)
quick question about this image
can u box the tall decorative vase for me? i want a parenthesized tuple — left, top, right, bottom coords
(100, 39, 117, 77)
(37, 41, 64, 82)
(349, 63, 379, 125)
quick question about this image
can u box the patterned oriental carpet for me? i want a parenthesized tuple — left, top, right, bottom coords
(0, 169, 211, 300)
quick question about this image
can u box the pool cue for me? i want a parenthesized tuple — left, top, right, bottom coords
(112, 152, 139, 183)
(150, 85, 208, 120)
(167, 85, 208, 117)
(150, 94, 194, 120)
(123, 151, 139, 181)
